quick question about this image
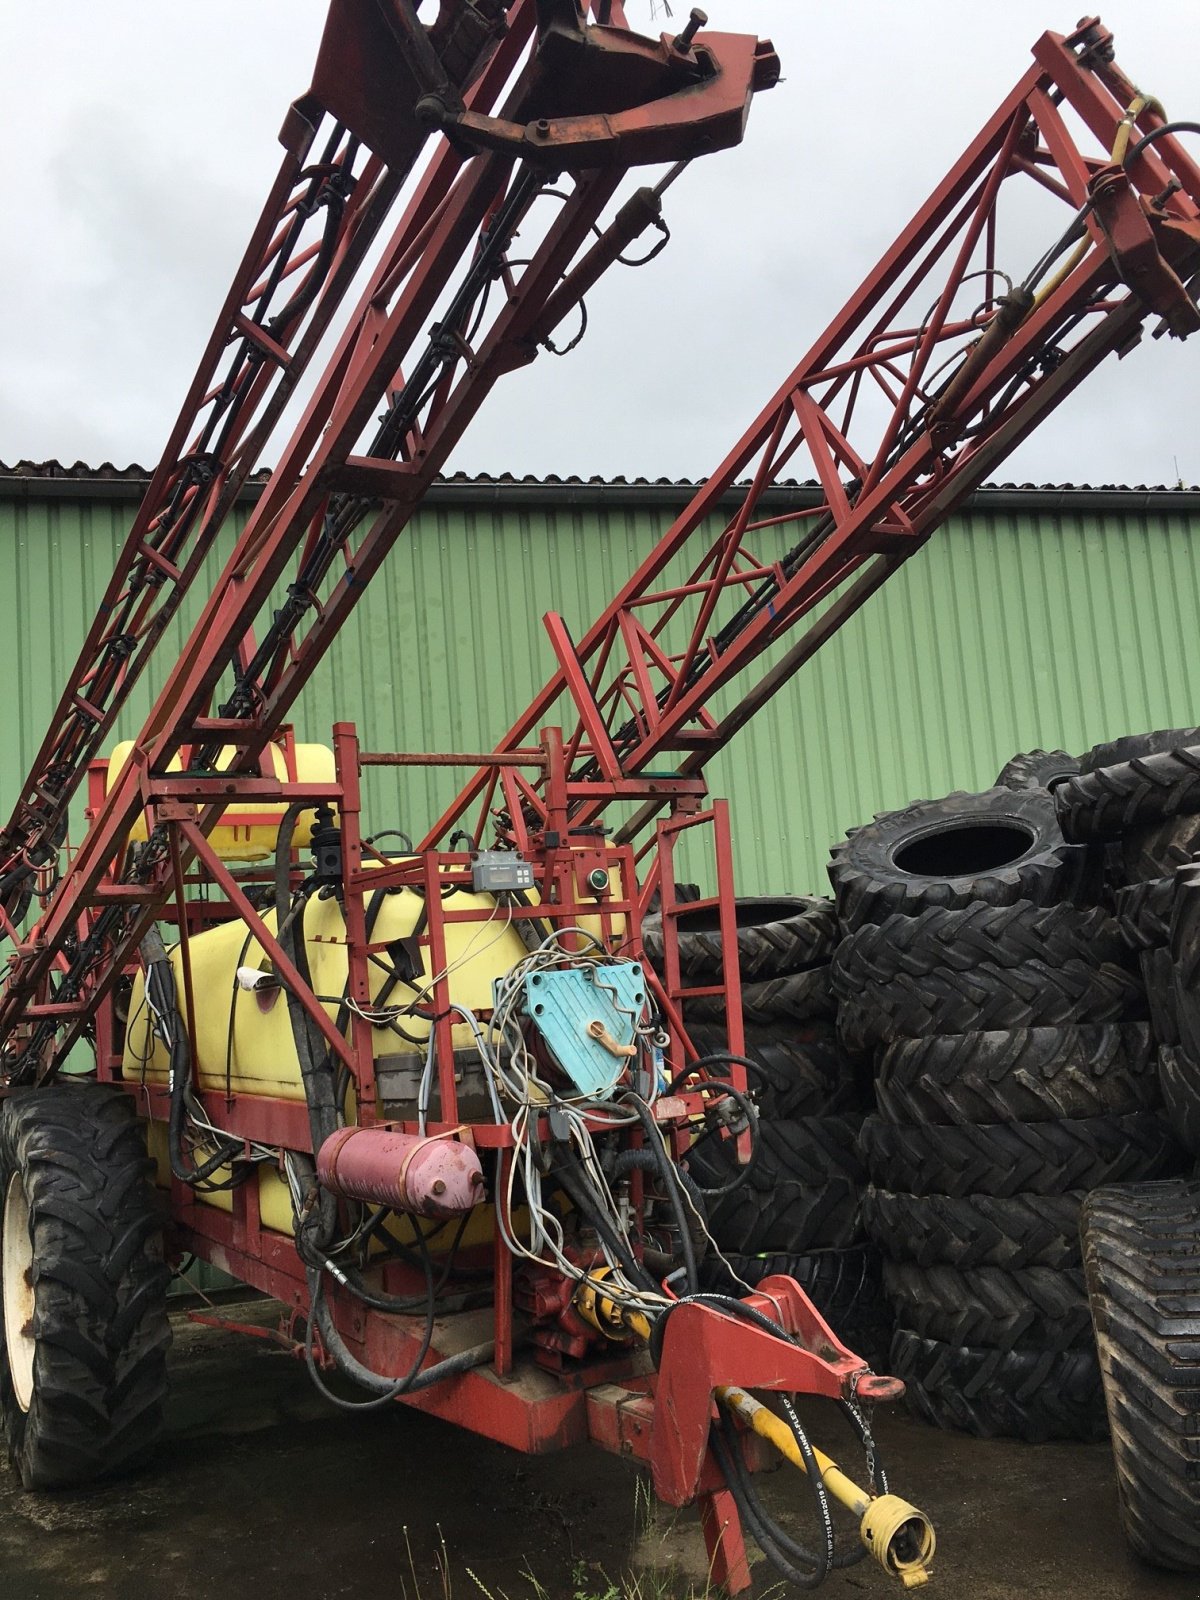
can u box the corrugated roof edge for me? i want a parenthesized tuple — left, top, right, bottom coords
(1, 460, 1199, 515)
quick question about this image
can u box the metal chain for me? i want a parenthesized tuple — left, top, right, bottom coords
(847, 1370, 879, 1494)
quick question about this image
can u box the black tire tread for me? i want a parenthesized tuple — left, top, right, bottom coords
(863, 1187, 1086, 1270)
(834, 901, 1128, 987)
(1115, 876, 1176, 950)
(1120, 817, 1200, 885)
(642, 896, 837, 984)
(1082, 1178, 1200, 1570)
(1057, 744, 1200, 843)
(0, 1085, 170, 1490)
(994, 749, 1080, 791)
(838, 958, 1146, 1053)
(859, 1111, 1179, 1199)
(687, 967, 835, 1028)
(883, 1260, 1091, 1350)
(687, 1022, 856, 1119)
(890, 1328, 1106, 1441)
(688, 1116, 865, 1193)
(828, 787, 1093, 931)
(1157, 1046, 1200, 1157)
(704, 1181, 862, 1255)
(1081, 727, 1200, 775)
(1142, 947, 1180, 1046)
(876, 1025, 1157, 1124)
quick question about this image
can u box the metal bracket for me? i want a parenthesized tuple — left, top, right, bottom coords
(420, 23, 779, 168)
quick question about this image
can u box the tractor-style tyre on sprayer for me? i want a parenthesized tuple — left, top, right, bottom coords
(1, 1084, 170, 1489)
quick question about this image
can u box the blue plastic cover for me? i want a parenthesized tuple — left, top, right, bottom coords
(523, 961, 647, 1098)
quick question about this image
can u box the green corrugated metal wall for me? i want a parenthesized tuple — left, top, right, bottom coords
(3, 481, 1200, 897)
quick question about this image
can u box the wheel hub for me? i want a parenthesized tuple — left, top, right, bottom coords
(2, 1171, 35, 1413)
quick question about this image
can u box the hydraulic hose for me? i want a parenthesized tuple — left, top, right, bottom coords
(274, 803, 340, 1250)
(616, 1097, 701, 1293)
(551, 1154, 660, 1294)
(665, 1056, 761, 1199)
(139, 927, 240, 1186)
(710, 1409, 834, 1590)
(304, 1263, 496, 1409)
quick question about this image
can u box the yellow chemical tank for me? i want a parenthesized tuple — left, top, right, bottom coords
(126, 857, 626, 1236)
(123, 875, 534, 1100)
(107, 739, 335, 862)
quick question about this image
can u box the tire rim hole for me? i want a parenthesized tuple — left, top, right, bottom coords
(893, 821, 1037, 879)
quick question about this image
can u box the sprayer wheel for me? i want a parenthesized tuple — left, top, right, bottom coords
(0, 1084, 170, 1489)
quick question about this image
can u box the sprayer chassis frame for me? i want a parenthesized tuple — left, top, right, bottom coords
(60, 717, 839, 1590)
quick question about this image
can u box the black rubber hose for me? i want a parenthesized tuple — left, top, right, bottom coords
(711, 1409, 833, 1589)
(618, 1097, 700, 1293)
(304, 1250, 497, 1409)
(666, 1049, 763, 1096)
(275, 803, 340, 1249)
(611, 1148, 709, 1276)
(140, 929, 239, 1186)
(667, 1066, 760, 1198)
(551, 1154, 659, 1294)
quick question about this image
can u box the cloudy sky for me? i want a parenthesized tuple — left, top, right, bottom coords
(3, 1, 1200, 486)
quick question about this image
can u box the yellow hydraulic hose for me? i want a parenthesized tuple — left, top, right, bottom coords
(1113, 92, 1167, 167)
(1032, 91, 1168, 312)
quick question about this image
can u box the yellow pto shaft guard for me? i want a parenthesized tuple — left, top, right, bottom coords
(716, 1384, 936, 1589)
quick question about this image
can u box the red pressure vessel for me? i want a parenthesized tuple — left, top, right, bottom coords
(316, 1127, 485, 1219)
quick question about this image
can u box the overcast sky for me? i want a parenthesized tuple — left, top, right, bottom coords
(3, 1, 1200, 486)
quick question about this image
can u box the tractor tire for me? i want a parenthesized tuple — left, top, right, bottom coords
(836, 957, 1145, 1054)
(687, 967, 836, 1028)
(1115, 876, 1176, 950)
(704, 1181, 862, 1255)
(882, 1261, 1092, 1351)
(687, 1115, 865, 1193)
(1080, 727, 1200, 774)
(994, 749, 1080, 790)
(687, 1022, 856, 1119)
(833, 901, 1128, 986)
(859, 1111, 1179, 1199)
(1169, 865, 1200, 1066)
(1141, 947, 1179, 1047)
(0, 1085, 170, 1490)
(641, 896, 837, 984)
(1082, 1178, 1200, 1570)
(1157, 1047, 1200, 1156)
(702, 1243, 892, 1364)
(1056, 742, 1200, 843)
(827, 787, 1095, 932)
(692, 1116, 866, 1255)
(889, 1328, 1106, 1442)
(875, 1024, 1158, 1124)
(1119, 815, 1200, 884)
(862, 1187, 1086, 1271)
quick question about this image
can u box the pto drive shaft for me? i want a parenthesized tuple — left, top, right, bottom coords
(716, 1385, 936, 1588)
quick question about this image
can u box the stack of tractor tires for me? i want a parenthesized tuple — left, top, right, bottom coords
(1057, 728, 1200, 1155)
(642, 896, 887, 1361)
(831, 781, 1179, 1440)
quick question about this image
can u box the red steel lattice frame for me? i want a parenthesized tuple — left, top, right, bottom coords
(426, 19, 1200, 861)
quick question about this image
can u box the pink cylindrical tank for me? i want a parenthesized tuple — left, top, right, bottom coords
(316, 1127, 485, 1219)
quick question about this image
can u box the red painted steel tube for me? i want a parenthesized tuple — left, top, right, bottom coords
(316, 1127, 485, 1219)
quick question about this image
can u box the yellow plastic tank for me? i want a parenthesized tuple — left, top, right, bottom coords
(107, 739, 336, 862)
(123, 873, 535, 1100)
